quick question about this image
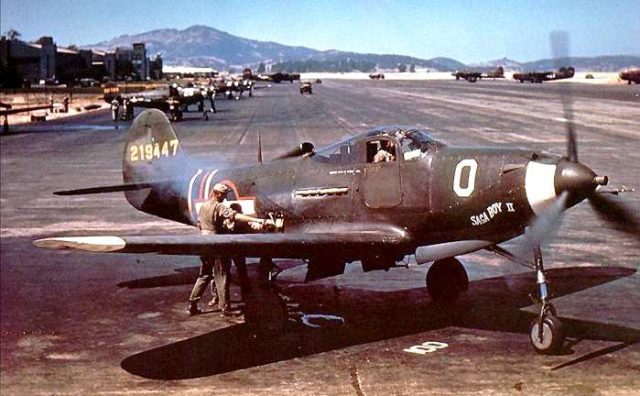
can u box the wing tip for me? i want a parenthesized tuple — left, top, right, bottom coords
(33, 236, 126, 252)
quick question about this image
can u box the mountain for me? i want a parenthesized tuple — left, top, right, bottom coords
(87, 25, 640, 72)
(89, 25, 321, 70)
(86, 25, 464, 72)
(468, 57, 523, 71)
(270, 53, 466, 73)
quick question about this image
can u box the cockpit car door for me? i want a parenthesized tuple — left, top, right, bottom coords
(362, 138, 402, 208)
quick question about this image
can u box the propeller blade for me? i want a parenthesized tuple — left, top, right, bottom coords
(525, 191, 569, 248)
(511, 191, 569, 262)
(551, 31, 578, 162)
(589, 193, 640, 242)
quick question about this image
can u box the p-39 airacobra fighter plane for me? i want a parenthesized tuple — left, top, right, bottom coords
(35, 101, 638, 355)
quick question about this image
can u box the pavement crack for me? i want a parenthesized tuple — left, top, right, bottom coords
(349, 365, 366, 396)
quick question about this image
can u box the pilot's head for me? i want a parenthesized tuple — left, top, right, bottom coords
(212, 183, 229, 202)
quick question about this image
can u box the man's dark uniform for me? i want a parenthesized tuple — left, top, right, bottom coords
(189, 198, 236, 314)
(225, 203, 251, 297)
(188, 183, 272, 316)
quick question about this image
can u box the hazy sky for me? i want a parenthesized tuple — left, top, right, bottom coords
(2, 0, 639, 63)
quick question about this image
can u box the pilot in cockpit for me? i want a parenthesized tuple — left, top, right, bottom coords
(373, 140, 395, 163)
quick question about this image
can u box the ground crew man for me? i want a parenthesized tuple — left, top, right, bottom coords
(224, 203, 252, 296)
(206, 202, 251, 308)
(123, 98, 134, 120)
(110, 99, 120, 121)
(188, 183, 274, 316)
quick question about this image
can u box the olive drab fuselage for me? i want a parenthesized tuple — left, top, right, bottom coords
(127, 126, 565, 261)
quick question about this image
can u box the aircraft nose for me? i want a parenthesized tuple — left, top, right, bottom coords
(554, 159, 607, 203)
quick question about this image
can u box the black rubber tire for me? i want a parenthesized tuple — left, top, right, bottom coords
(529, 315, 565, 355)
(426, 258, 469, 304)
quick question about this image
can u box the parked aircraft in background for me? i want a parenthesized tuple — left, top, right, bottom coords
(452, 66, 505, 82)
(106, 83, 215, 122)
(1, 100, 54, 133)
(513, 66, 575, 83)
(619, 69, 640, 84)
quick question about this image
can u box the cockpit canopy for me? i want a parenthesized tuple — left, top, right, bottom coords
(312, 126, 444, 164)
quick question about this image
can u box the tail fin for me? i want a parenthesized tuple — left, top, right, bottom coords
(123, 109, 193, 224)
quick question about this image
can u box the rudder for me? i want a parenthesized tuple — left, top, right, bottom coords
(123, 109, 193, 225)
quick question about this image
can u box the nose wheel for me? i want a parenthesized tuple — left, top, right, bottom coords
(528, 246, 565, 354)
(529, 307, 565, 354)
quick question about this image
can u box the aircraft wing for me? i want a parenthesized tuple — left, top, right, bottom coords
(34, 228, 410, 258)
(0, 103, 53, 116)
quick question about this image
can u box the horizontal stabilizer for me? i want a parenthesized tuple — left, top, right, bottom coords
(54, 180, 176, 195)
(273, 142, 315, 160)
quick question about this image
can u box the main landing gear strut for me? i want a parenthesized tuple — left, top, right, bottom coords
(528, 245, 565, 354)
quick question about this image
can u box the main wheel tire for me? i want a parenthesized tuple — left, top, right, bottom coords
(426, 258, 469, 304)
(529, 315, 565, 355)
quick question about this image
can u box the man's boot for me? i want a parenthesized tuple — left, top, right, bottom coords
(188, 301, 201, 316)
(207, 295, 219, 307)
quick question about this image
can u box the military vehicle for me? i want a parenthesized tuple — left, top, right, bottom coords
(299, 81, 313, 95)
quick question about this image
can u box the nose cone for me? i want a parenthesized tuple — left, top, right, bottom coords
(554, 159, 607, 205)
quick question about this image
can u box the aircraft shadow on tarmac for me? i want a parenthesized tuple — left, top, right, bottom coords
(120, 266, 639, 380)
(117, 261, 305, 289)
(117, 267, 200, 288)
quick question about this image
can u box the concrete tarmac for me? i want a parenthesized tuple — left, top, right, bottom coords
(1, 80, 639, 395)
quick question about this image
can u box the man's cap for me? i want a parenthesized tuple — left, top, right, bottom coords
(212, 183, 229, 194)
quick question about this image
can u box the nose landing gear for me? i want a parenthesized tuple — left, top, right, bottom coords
(528, 246, 565, 354)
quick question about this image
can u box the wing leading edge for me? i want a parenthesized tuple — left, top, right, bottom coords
(34, 228, 410, 259)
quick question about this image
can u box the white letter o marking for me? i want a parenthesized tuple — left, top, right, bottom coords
(453, 159, 478, 197)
